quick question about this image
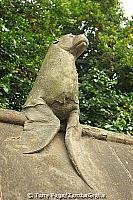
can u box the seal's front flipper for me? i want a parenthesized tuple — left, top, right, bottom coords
(21, 104, 60, 153)
(65, 110, 94, 189)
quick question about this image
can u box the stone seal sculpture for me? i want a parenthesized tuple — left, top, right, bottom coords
(1, 34, 133, 197)
(20, 33, 90, 187)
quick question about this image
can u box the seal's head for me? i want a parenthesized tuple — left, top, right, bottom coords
(53, 34, 88, 58)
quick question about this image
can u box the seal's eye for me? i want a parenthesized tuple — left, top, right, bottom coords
(69, 34, 74, 37)
(53, 40, 59, 44)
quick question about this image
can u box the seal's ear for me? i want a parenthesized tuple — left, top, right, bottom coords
(53, 40, 59, 44)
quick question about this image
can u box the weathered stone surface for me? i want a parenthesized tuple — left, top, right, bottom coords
(1, 122, 133, 200)
(0, 122, 91, 200)
(0, 109, 26, 126)
(82, 125, 133, 145)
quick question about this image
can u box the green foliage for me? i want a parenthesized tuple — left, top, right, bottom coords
(0, 0, 132, 135)
(0, 0, 48, 110)
(79, 68, 133, 135)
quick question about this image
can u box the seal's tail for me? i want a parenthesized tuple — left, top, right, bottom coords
(65, 111, 97, 190)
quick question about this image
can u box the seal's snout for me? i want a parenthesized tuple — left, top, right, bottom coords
(72, 34, 88, 58)
(74, 34, 88, 48)
(80, 33, 89, 46)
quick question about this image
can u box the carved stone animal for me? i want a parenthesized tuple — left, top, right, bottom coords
(1, 35, 133, 196)
(20, 33, 91, 187)
(21, 33, 88, 150)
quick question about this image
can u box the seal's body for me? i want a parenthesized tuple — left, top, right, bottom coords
(23, 34, 87, 120)
(24, 47, 78, 120)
